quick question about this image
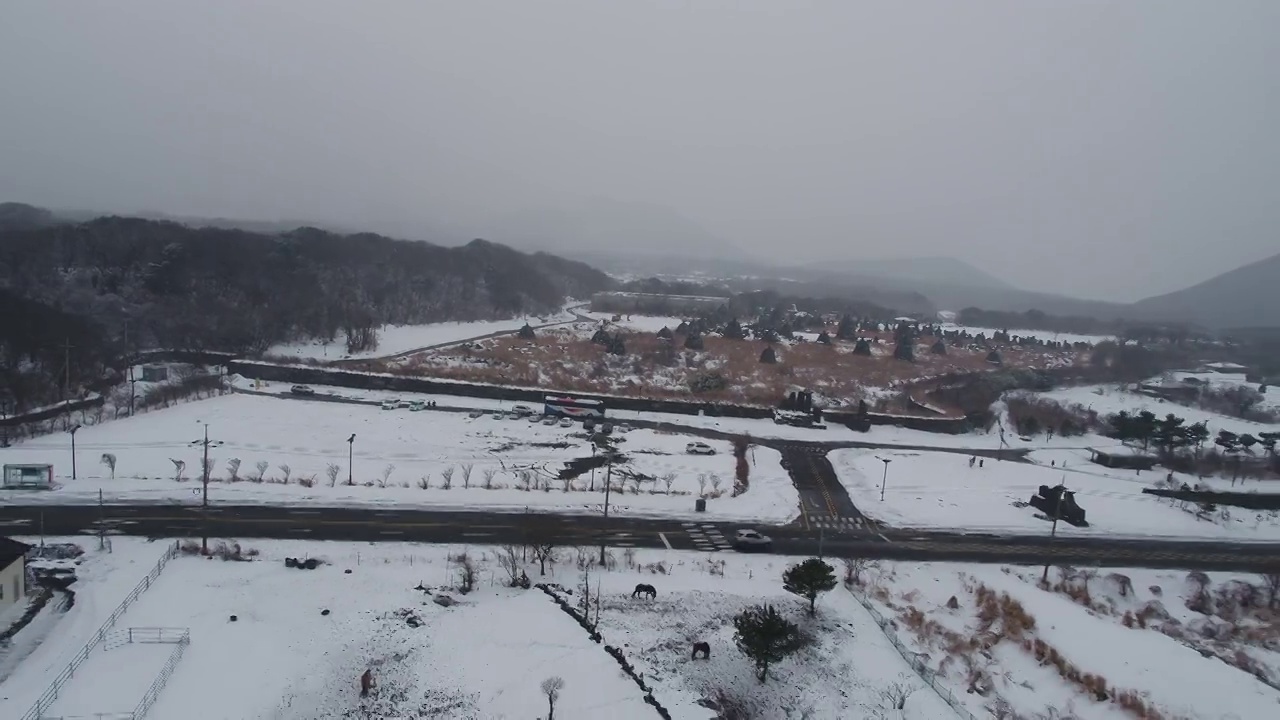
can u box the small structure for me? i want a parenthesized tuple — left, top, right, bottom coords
(140, 364, 170, 383)
(1088, 449, 1157, 471)
(3, 463, 53, 489)
(0, 536, 31, 609)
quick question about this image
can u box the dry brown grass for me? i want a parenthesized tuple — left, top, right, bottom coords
(358, 324, 1088, 410)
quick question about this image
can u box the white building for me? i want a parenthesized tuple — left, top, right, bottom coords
(0, 536, 31, 609)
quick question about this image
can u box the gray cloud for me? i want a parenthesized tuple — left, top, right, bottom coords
(2, 0, 1276, 302)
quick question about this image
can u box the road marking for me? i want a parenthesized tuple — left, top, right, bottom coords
(462, 532, 493, 538)
(289, 528, 313, 534)
(659, 532, 673, 550)
(878, 533, 892, 543)
(379, 530, 405, 536)
(288, 510, 321, 515)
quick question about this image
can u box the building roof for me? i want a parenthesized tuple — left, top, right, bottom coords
(0, 536, 31, 567)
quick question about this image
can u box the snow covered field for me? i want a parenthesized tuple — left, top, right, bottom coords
(581, 312, 688, 334)
(5, 538, 1269, 720)
(0, 393, 799, 523)
(265, 308, 578, 361)
(832, 447, 1280, 540)
(0, 537, 963, 720)
(937, 323, 1113, 347)
(859, 561, 1280, 719)
(1037, 382, 1280, 436)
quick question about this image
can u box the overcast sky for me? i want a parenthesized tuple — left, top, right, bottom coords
(2, 1, 1277, 302)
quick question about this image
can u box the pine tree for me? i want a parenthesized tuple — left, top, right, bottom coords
(782, 558, 837, 615)
(684, 333, 704, 350)
(759, 346, 778, 364)
(836, 314, 856, 340)
(853, 338, 872, 356)
(816, 331, 832, 345)
(732, 604, 804, 682)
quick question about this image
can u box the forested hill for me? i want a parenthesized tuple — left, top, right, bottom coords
(0, 217, 612, 407)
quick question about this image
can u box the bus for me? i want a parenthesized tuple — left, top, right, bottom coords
(543, 395, 606, 419)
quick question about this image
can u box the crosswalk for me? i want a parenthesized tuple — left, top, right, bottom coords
(682, 522, 733, 552)
(807, 515, 869, 532)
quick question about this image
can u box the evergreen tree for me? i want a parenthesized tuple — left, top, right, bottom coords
(723, 318, 745, 340)
(782, 558, 837, 615)
(684, 332, 704, 351)
(732, 604, 804, 682)
(894, 340, 914, 362)
(656, 326, 673, 340)
(517, 323, 536, 340)
(931, 339, 946, 355)
(853, 338, 872, 356)
(836, 314, 856, 340)
(816, 331, 832, 345)
(759, 346, 778, 364)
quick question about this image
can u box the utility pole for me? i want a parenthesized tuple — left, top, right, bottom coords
(1041, 480, 1068, 583)
(191, 422, 224, 554)
(129, 365, 137, 417)
(98, 488, 107, 551)
(1, 397, 10, 448)
(347, 434, 356, 485)
(877, 457, 892, 501)
(69, 423, 82, 480)
(600, 441, 614, 566)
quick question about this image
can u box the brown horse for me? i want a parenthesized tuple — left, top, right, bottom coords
(691, 641, 711, 660)
(631, 583, 657, 599)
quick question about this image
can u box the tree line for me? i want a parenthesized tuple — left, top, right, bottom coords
(0, 216, 613, 411)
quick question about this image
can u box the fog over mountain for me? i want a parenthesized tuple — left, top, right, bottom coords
(2, 1, 1277, 306)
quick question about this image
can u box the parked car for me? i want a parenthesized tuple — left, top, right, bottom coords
(732, 529, 772, 552)
(381, 399, 399, 410)
(599, 423, 613, 435)
(616, 424, 632, 433)
(512, 404, 535, 416)
(490, 411, 504, 420)
(408, 400, 426, 411)
(398, 399, 414, 409)
(467, 410, 484, 419)
(558, 417, 574, 428)
(541, 416, 558, 425)
(686, 441, 716, 455)
(528, 414, 542, 423)
(290, 384, 315, 396)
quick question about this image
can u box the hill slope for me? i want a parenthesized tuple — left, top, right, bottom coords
(1129, 253, 1280, 328)
(807, 256, 1016, 291)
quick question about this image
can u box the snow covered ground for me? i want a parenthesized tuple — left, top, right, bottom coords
(1037, 382, 1280, 436)
(265, 307, 578, 361)
(937, 323, 1113, 347)
(0, 393, 799, 523)
(859, 560, 1280, 720)
(831, 447, 1280, 540)
(0, 537, 960, 720)
(581, 312, 689, 334)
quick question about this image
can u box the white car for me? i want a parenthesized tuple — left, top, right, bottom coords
(732, 529, 773, 552)
(541, 416, 558, 426)
(490, 411, 504, 420)
(397, 399, 414, 409)
(467, 410, 484, 419)
(527, 414, 542, 423)
(380, 399, 399, 410)
(558, 417, 574, 428)
(686, 441, 716, 455)
(512, 404, 534, 416)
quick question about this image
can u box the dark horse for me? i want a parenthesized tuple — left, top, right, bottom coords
(691, 641, 711, 660)
(631, 583, 657, 599)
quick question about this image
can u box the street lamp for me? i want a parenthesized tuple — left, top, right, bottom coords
(876, 457, 891, 501)
(69, 424, 82, 480)
(347, 434, 356, 485)
(190, 422, 224, 554)
(1041, 479, 1069, 583)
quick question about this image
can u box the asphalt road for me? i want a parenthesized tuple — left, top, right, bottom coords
(3, 504, 1278, 572)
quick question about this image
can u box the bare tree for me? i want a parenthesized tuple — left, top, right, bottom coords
(278, 463, 291, 484)
(226, 458, 242, 483)
(203, 456, 217, 482)
(540, 676, 565, 720)
(380, 463, 395, 488)
(842, 557, 874, 587)
(561, 475, 574, 492)
(461, 463, 474, 489)
(170, 458, 186, 482)
(417, 475, 430, 490)
(710, 474, 722, 495)
(879, 677, 919, 710)
(457, 551, 476, 593)
(440, 465, 455, 490)
(100, 453, 117, 479)
(253, 460, 269, 483)
(518, 470, 532, 491)
(483, 467, 497, 489)
(530, 539, 559, 576)
(325, 462, 340, 487)
(663, 472, 676, 494)
(1262, 573, 1280, 610)
(697, 473, 708, 497)
(497, 545, 522, 587)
